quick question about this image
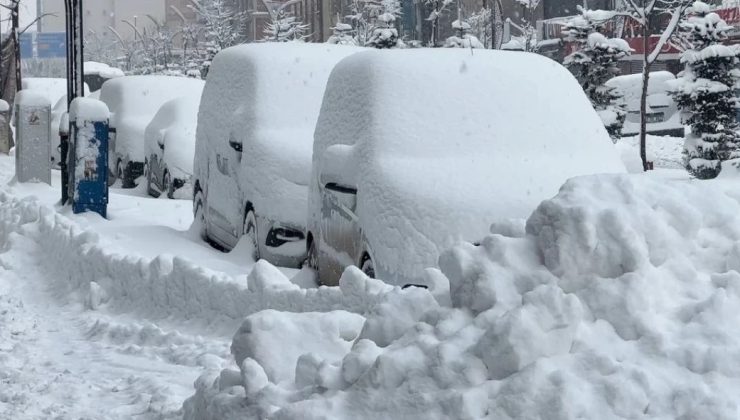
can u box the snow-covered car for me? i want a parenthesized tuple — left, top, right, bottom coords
(606, 71, 684, 137)
(84, 61, 124, 92)
(193, 43, 359, 267)
(307, 49, 627, 286)
(99, 76, 205, 188)
(144, 96, 201, 199)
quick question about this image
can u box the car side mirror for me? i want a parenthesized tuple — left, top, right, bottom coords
(158, 140, 164, 150)
(325, 182, 357, 212)
(319, 144, 356, 189)
(229, 139, 242, 153)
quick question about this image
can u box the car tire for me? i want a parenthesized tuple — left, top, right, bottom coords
(361, 256, 375, 278)
(163, 171, 173, 199)
(305, 237, 319, 271)
(244, 210, 260, 261)
(116, 159, 124, 183)
(144, 160, 156, 197)
(193, 192, 206, 239)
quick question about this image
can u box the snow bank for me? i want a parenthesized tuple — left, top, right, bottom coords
(231, 310, 365, 385)
(0, 192, 391, 334)
(188, 173, 740, 419)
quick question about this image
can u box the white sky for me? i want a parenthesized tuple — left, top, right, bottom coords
(19, 0, 38, 30)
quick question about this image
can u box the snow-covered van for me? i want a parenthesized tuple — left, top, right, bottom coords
(192, 43, 360, 267)
(99, 76, 204, 188)
(606, 71, 684, 138)
(307, 49, 627, 286)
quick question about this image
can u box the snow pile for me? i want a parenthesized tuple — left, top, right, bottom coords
(69, 97, 110, 123)
(187, 173, 740, 419)
(0, 191, 391, 334)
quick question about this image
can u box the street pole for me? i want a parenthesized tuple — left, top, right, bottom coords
(11, 0, 20, 96)
(62, 0, 84, 204)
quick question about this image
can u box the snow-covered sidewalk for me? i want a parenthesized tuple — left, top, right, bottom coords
(0, 154, 392, 418)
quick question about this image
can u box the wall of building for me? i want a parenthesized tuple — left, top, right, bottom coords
(41, 0, 166, 42)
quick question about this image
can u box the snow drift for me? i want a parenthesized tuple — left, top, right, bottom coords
(188, 173, 740, 419)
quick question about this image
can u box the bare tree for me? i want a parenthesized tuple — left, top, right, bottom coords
(620, 0, 692, 171)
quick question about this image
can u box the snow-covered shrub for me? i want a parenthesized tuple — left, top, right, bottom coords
(327, 23, 357, 45)
(671, 1, 740, 179)
(366, 13, 404, 48)
(564, 6, 631, 141)
(263, 8, 310, 42)
(444, 20, 484, 48)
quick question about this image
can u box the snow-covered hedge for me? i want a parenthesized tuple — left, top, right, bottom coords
(186, 173, 740, 419)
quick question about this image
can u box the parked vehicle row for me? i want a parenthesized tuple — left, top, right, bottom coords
(192, 43, 626, 287)
(98, 76, 204, 188)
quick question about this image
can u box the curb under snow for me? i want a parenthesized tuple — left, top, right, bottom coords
(0, 192, 388, 329)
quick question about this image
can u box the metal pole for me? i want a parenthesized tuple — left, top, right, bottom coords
(11, 0, 21, 95)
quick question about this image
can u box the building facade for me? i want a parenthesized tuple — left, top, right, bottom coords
(41, 0, 166, 42)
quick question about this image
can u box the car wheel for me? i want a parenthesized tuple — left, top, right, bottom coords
(193, 192, 206, 239)
(305, 237, 318, 270)
(144, 160, 155, 197)
(116, 159, 123, 182)
(163, 171, 174, 199)
(107, 159, 116, 186)
(243, 210, 260, 261)
(361, 256, 375, 278)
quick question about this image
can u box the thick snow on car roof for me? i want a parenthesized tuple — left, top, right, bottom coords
(606, 71, 675, 104)
(313, 48, 626, 283)
(21, 78, 90, 107)
(144, 96, 200, 178)
(194, 43, 360, 226)
(100, 76, 204, 162)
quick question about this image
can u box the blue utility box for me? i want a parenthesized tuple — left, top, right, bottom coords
(69, 98, 110, 218)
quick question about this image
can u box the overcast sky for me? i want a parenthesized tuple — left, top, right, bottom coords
(20, 0, 38, 30)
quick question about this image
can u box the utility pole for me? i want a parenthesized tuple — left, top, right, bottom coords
(11, 0, 20, 96)
(61, 0, 84, 204)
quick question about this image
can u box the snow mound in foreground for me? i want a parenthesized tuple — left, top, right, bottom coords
(187, 173, 740, 419)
